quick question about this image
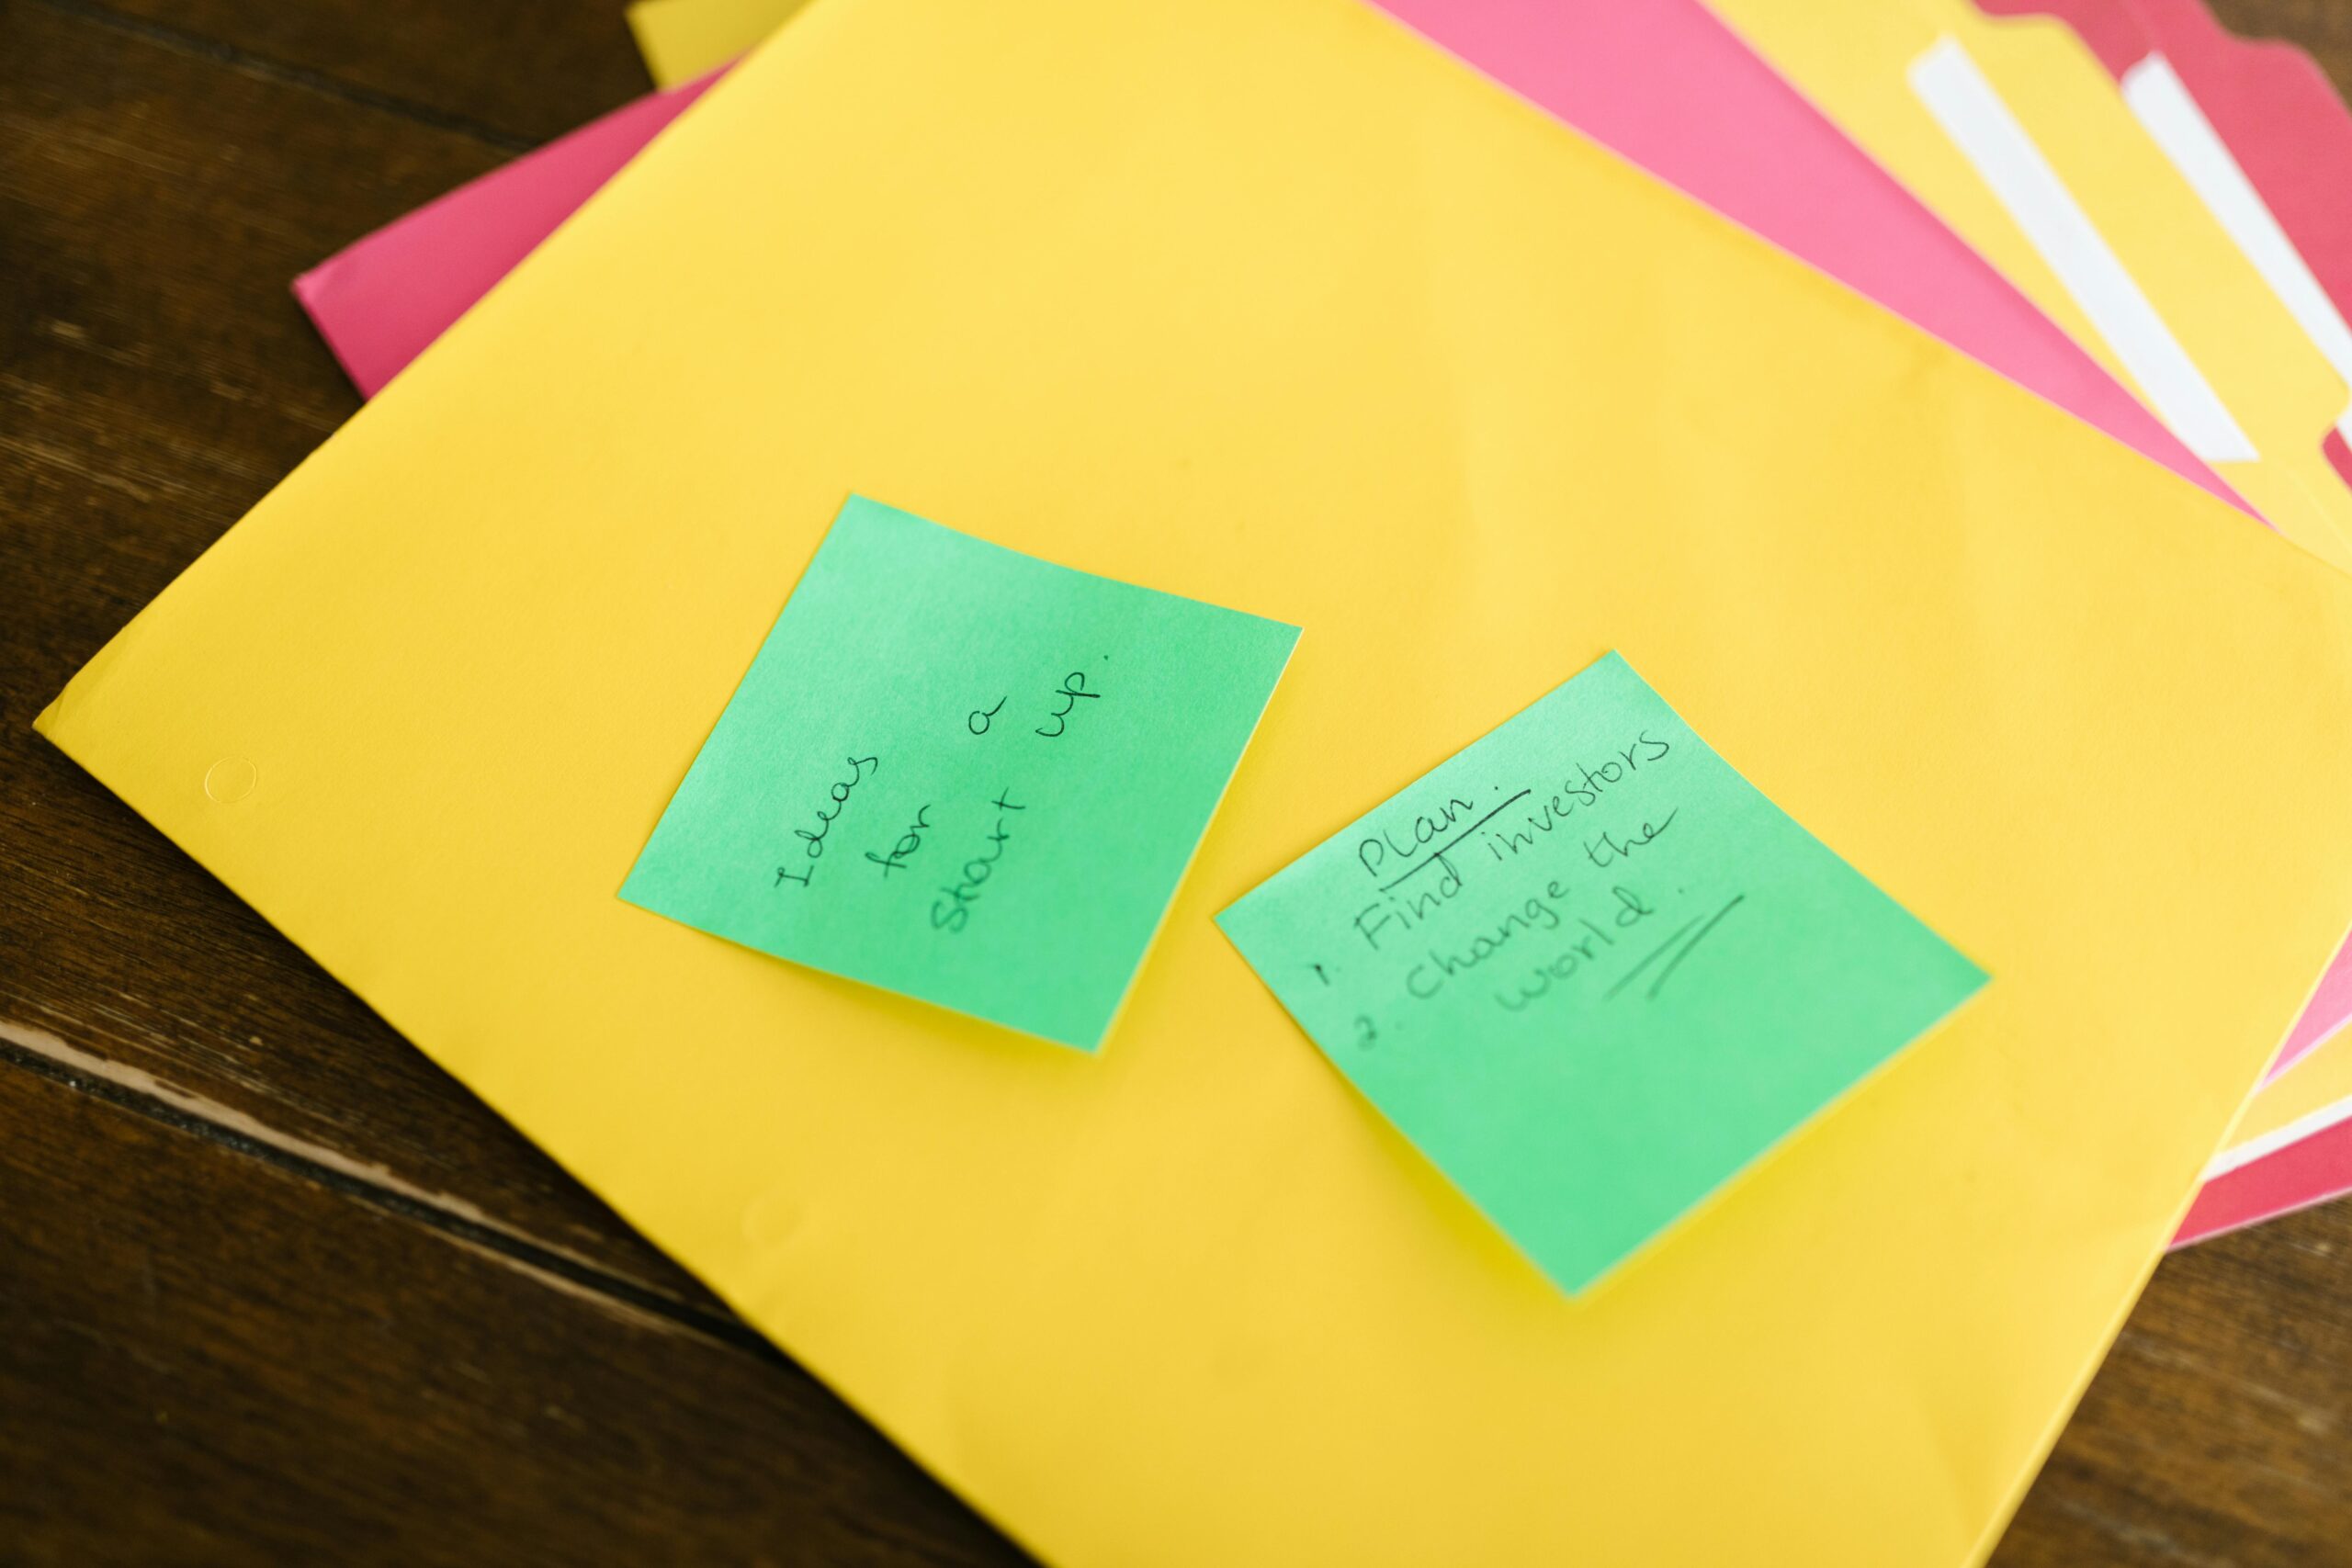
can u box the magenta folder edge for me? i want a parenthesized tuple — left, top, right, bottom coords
(1974, 0, 2352, 495)
(2175, 1111, 2352, 1246)
(292, 69, 722, 398)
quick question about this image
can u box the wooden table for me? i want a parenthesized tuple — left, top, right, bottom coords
(5, 1, 2350, 1561)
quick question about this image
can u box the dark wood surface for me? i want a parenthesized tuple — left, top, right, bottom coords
(3, 0, 2349, 1561)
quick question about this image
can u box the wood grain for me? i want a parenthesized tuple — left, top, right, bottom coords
(36, 0, 645, 146)
(1, 0, 717, 1312)
(2211, 0, 2352, 87)
(0, 1052, 1020, 1567)
(3, 0, 2350, 1562)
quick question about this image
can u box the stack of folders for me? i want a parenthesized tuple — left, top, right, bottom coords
(42, 0, 2352, 1562)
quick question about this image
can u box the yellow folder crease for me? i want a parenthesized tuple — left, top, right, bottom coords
(38, 0, 2352, 1562)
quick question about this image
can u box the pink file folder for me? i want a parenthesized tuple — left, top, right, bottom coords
(1972, 0, 2352, 1232)
(2116, 0, 2352, 488)
(2176, 1113, 2352, 1246)
(1976, 0, 2352, 488)
(294, 70, 721, 397)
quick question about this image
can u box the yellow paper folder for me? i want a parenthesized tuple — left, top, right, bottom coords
(39, 0, 2352, 1561)
(2221, 1030, 2352, 1167)
(1705, 0, 2352, 571)
(625, 0, 811, 88)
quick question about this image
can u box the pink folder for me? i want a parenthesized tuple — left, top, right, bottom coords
(2175, 1113, 2352, 1245)
(2114, 0, 2352, 489)
(1977, 0, 2352, 488)
(294, 70, 720, 397)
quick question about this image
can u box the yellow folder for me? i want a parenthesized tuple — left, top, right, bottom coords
(40, 0, 2352, 1561)
(1705, 0, 2352, 571)
(624, 0, 809, 88)
(2224, 1032, 2352, 1159)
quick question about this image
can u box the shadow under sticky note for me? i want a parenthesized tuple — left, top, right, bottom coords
(622, 496, 1298, 1051)
(1218, 652, 1986, 1294)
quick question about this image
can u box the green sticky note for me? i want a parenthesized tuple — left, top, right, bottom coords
(1216, 651, 1985, 1293)
(624, 496, 1298, 1049)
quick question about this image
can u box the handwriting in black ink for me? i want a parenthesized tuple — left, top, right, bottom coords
(865, 805, 934, 879)
(1351, 854, 1471, 952)
(1375, 790, 1531, 893)
(1582, 808, 1679, 870)
(931, 789, 1027, 933)
(1488, 886, 1661, 1013)
(1557, 731, 1673, 808)
(775, 754, 879, 887)
(1034, 671, 1102, 739)
(1619, 894, 1744, 1002)
(967, 697, 1006, 736)
(1356, 791, 1480, 884)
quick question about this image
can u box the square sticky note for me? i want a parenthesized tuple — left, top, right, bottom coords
(624, 495, 1299, 1048)
(1217, 651, 1985, 1292)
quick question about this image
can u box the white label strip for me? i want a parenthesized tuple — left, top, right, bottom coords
(2204, 1089, 2352, 1181)
(1908, 37, 2257, 463)
(2123, 53, 2352, 446)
